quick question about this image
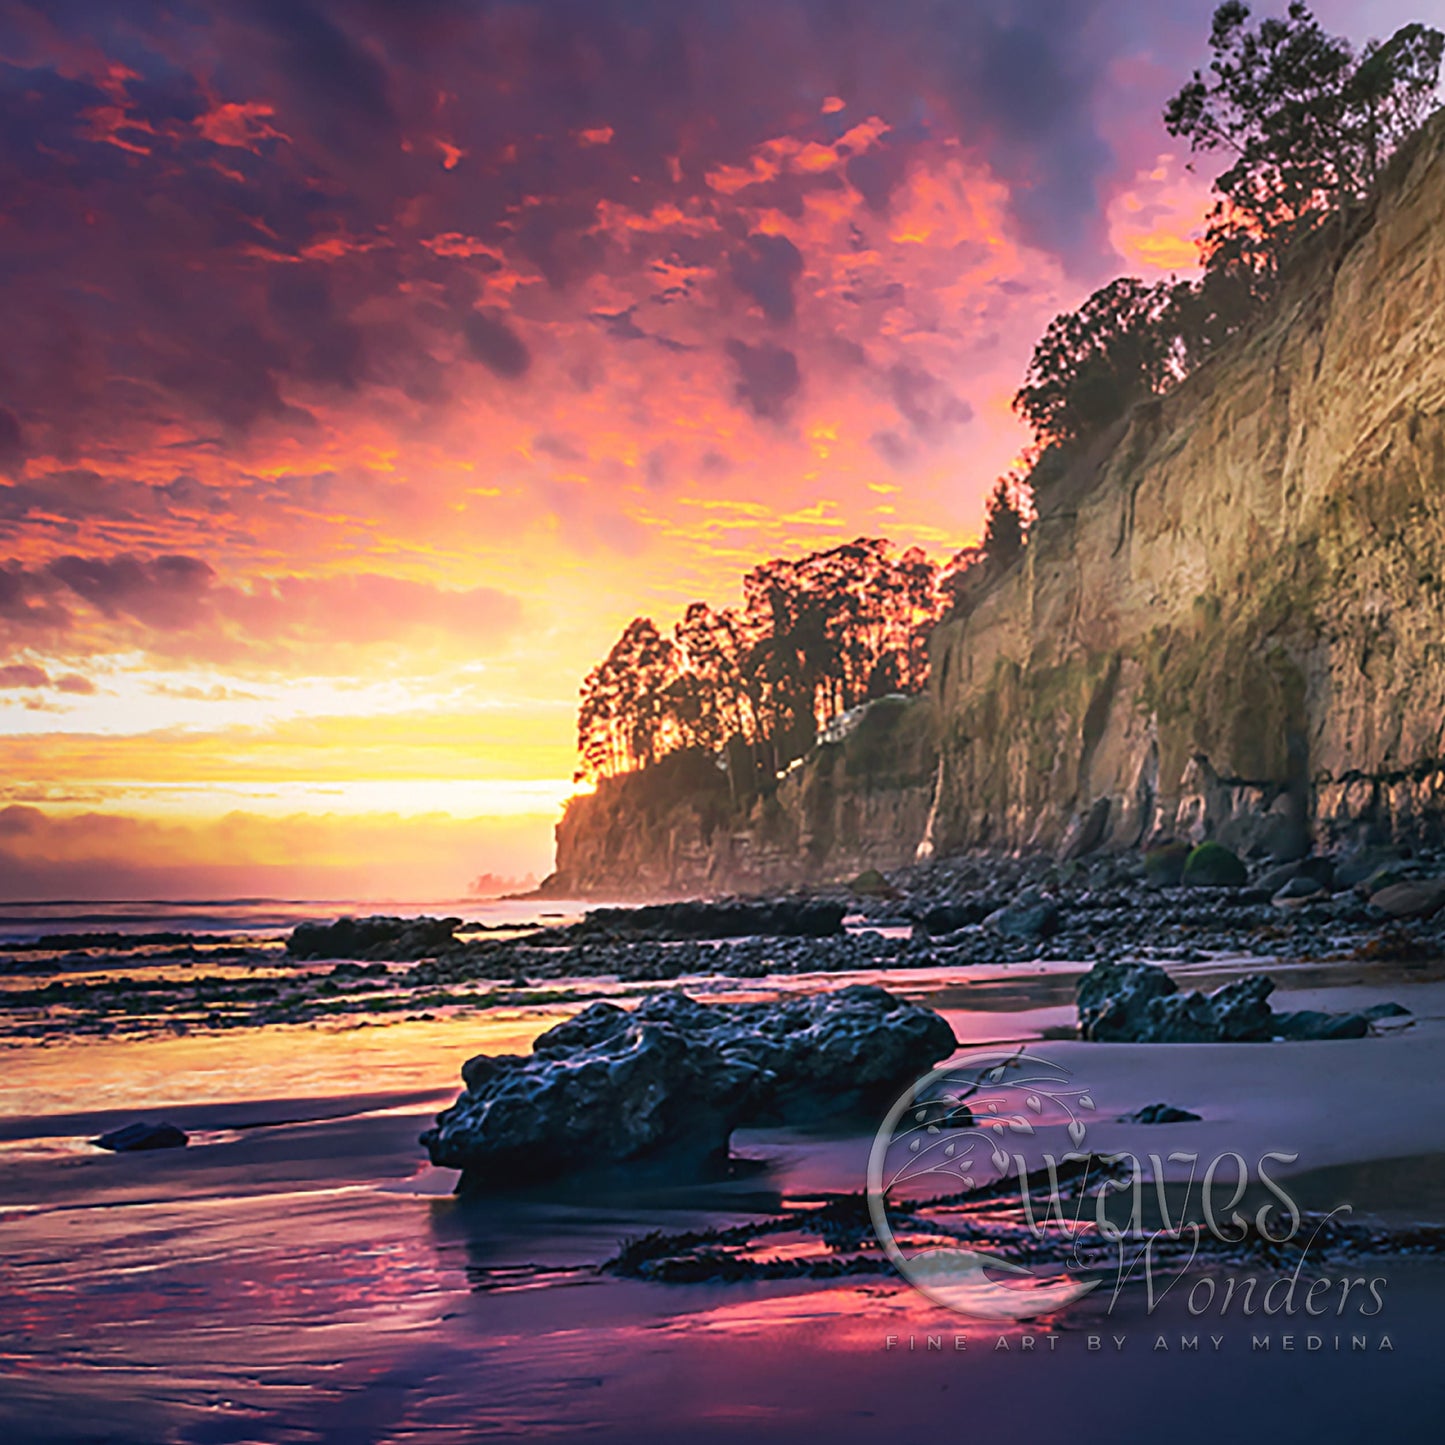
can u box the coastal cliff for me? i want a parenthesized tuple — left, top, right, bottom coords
(550, 118, 1445, 897)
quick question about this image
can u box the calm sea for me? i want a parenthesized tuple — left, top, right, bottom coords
(0, 895, 593, 944)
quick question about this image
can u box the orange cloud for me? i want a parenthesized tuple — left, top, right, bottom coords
(0, 0, 1215, 891)
(1106, 153, 1212, 276)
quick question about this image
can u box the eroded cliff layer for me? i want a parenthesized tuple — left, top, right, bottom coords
(551, 119, 1445, 895)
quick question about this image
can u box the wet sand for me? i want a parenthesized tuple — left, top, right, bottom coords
(3, 960, 1444, 1443)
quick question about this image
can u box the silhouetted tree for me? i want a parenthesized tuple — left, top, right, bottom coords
(577, 539, 953, 782)
(981, 477, 1026, 573)
(1014, 278, 1185, 448)
(1165, 3, 1443, 290)
(577, 617, 681, 777)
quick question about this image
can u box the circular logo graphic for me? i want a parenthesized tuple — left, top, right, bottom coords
(866, 1050, 1103, 1319)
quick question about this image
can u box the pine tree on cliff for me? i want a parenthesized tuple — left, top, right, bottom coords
(981, 478, 1026, 574)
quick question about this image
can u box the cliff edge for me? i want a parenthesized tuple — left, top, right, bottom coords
(550, 117, 1445, 897)
(932, 116, 1445, 859)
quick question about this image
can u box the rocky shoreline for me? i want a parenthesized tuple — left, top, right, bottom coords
(2, 841, 1442, 1041)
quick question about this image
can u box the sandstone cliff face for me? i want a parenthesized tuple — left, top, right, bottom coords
(549, 697, 936, 898)
(551, 119, 1445, 895)
(932, 117, 1445, 858)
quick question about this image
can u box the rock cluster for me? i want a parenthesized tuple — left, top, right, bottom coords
(533, 897, 847, 944)
(287, 915, 462, 961)
(1077, 962, 1277, 1043)
(420, 984, 956, 1190)
(1075, 960, 1402, 1043)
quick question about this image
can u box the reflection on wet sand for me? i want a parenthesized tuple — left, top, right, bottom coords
(2, 960, 1444, 1441)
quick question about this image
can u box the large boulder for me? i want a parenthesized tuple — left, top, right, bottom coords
(1368, 879, 1445, 919)
(421, 985, 957, 1191)
(1181, 842, 1248, 888)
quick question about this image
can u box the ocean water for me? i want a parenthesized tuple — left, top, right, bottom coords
(0, 895, 592, 944)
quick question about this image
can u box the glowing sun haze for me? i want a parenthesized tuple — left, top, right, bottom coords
(0, 0, 1404, 899)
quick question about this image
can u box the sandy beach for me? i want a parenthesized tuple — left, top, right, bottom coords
(4, 945, 1443, 1444)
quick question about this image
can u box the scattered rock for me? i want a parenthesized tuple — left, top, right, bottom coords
(541, 897, 848, 944)
(983, 890, 1060, 940)
(1181, 842, 1247, 889)
(421, 985, 957, 1190)
(1122, 1103, 1202, 1124)
(1368, 878, 1445, 920)
(95, 1121, 188, 1152)
(1144, 841, 1191, 887)
(1272, 1010, 1371, 1041)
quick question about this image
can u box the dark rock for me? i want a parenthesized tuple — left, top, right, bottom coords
(1272, 874, 1329, 907)
(1077, 960, 1178, 1041)
(1335, 850, 1403, 890)
(1076, 961, 1274, 1043)
(1368, 879, 1445, 919)
(1362, 1001, 1412, 1020)
(917, 901, 987, 935)
(1259, 856, 1335, 896)
(288, 915, 461, 961)
(1257, 860, 1303, 895)
(848, 868, 894, 897)
(1122, 1103, 1202, 1124)
(1210, 975, 1278, 1041)
(1144, 990, 1228, 1042)
(1181, 842, 1247, 888)
(983, 890, 1060, 940)
(1144, 841, 1191, 887)
(422, 985, 957, 1190)
(1298, 855, 1336, 888)
(1272, 1010, 1371, 1041)
(541, 897, 848, 944)
(95, 1121, 188, 1152)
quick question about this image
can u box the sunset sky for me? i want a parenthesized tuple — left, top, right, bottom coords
(0, 0, 1420, 900)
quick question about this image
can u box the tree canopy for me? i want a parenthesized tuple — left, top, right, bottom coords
(1014, 4, 1441, 466)
(576, 539, 972, 783)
